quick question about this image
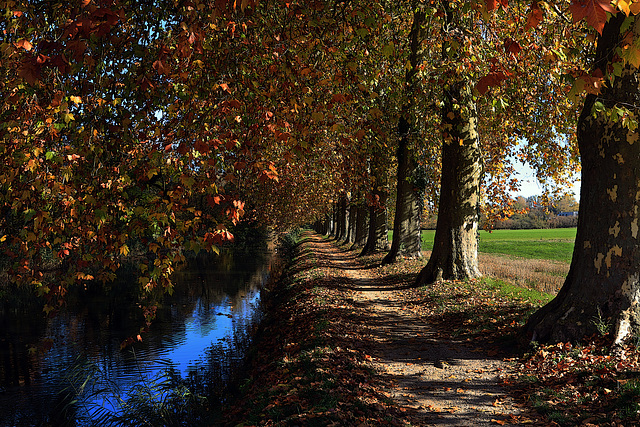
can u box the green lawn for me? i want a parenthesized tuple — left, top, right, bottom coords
(420, 228, 576, 263)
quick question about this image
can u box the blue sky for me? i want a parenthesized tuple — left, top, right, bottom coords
(514, 161, 581, 201)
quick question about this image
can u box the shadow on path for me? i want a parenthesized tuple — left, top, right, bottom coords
(304, 232, 522, 426)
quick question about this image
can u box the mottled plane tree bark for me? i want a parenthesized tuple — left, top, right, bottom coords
(382, 5, 425, 265)
(525, 13, 640, 344)
(415, 3, 482, 285)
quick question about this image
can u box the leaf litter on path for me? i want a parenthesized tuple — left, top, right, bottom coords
(224, 231, 640, 426)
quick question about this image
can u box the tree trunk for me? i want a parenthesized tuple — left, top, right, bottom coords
(336, 194, 348, 242)
(382, 7, 425, 265)
(525, 14, 640, 345)
(353, 203, 369, 247)
(346, 202, 356, 243)
(318, 214, 330, 235)
(331, 203, 338, 237)
(383, 119, 423, 264)
(361, 187, 389, 255)
(415, 5, 481, 285)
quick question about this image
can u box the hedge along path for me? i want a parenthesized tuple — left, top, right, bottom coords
(306, 231, 523, 425)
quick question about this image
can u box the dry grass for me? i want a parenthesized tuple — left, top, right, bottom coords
(419, 250, 568, 295)
(479, 253, 568, 295)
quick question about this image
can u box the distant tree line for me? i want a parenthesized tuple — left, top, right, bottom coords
(422, 193, 580, 230)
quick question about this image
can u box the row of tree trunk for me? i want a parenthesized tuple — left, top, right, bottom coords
(315, 10, 640, 346)
(313, 192, 387, 253)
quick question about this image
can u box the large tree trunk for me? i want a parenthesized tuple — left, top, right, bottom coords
(415, 5, 481, 285)
(525, 14, 640, 345)
(382, 7, 425, 265)
(383, 120, 423, 264)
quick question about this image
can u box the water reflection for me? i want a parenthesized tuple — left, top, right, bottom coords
(0, 240, 272, 426)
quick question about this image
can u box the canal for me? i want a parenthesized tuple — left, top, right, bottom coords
(0, 235, 275, 426)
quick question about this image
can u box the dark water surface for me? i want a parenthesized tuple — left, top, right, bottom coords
(0, 240, 274, 426)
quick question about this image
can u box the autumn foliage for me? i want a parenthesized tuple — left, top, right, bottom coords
(2, 0, 640, 337)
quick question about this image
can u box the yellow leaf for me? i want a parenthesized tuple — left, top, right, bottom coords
(382, 42, 395, 57)
(623, 43, 640, 68)
(69, 95, 82, 104)
(0, 235, 6, 242)
(618, 0, 631, 15)
(63, 112, 75, 123)
(119, 244, 130, 256)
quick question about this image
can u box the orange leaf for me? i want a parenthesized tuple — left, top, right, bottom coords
(331, 93, 347, 103)
(486, 0, 508, 10)
(524, 2, 543, 31)
(15, 39, 32, 51)
(152, 59, 170, 75)
(503, 38, 522, 55)
(569, 0, 616, 34)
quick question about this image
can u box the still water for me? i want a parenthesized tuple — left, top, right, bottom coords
(0, 240, 274, 426)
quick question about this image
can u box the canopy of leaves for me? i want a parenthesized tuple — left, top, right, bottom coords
(4, 0, 632, 323)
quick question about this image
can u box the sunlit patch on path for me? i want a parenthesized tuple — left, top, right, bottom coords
(311, 233, 524, 425)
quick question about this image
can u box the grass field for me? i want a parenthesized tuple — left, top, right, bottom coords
(420, 228, 576, 263)
(384, 228, 575, 293)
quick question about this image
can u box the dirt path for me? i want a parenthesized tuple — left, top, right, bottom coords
(306, 234, 522, 426)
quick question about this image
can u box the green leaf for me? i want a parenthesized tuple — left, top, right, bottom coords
(568, 78, 586, 102)
(382, 42, 395, 57)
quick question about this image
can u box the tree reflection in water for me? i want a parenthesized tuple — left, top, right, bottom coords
(0, 238, 274, 426)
